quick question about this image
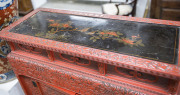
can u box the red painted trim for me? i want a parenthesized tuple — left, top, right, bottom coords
(35, 82, 43, 95)
(176, 82, 180, 95)
(45, 82, 76, 95)
(17, 75, 29, 95)
(115, 67, 135, 78)
(76, 60, 91, 66)
(59, 54, 91, 66)
(107, 74, 168, 94)
(75, 58, 91, 66)
(8, 42, 15, 51)
(98, 63, 107, 75)
(59, 53, 74, 63)
(18, 44, 42, 54)
(115, 67, 158, 83)
(46, 50, 54, 61)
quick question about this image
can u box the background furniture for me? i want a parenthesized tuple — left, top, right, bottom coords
(150, 0, 180, 21)
(0, 0, 18, 83)
(102, 0, 137, 16)
(18, 0, 33, 15)
(41, 0, 148, 18)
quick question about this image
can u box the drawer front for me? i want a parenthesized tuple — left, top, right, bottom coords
(19, 75, 76, 95)
(162, 0, 180, 9)
(162, 8, 180, 21)
(19, 76, 42, 95)
(39, 83, 73, 95)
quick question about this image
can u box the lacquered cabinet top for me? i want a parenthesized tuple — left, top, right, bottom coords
(9, 11, 179, 64)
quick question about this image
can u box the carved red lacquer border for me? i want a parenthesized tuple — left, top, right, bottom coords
(8, 52, 170, 95)
(0, 8, 180, 80)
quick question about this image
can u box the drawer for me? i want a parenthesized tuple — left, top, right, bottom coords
(162, 0, 180, 9)
(161, 8, 180, 20)
(19, 75, 77, 95)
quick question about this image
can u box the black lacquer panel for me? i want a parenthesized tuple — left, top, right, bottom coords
(9, 11, 179, 64)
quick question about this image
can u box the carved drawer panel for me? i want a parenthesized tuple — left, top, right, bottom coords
(106, 64, 178, 94)
(39, 83, 71, 95)
(19, 75, 77, 95)
(9, 52, 149, 95)
(54, 52, 99, 72)
(19, 76, 41, 95)
(12, 43, 49, 59)
(9, 51, 178, 95)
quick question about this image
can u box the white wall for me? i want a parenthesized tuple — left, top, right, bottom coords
(135, 0, 149, 17)
(0, 79, 24, 95)
(31, 0, 47, 9)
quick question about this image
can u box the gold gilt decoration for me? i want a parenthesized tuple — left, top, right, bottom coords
(35, 20, 145, 47)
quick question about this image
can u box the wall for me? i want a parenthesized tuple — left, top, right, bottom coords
(31, 0, 47, 9)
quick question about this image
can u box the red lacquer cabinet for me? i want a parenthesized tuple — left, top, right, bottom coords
(0, 8, 180, 95)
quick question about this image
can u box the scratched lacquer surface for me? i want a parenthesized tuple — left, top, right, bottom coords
(9, 11, 179, 64)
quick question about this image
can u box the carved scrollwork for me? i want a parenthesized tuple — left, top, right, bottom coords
(168, 80, 178, 94)
(59, 53, 91, 66)
(98, 63, 106, 75)
(18, 44, 42, 54)
(46, 50, 54, 61)
(115, 67, 159, 83)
